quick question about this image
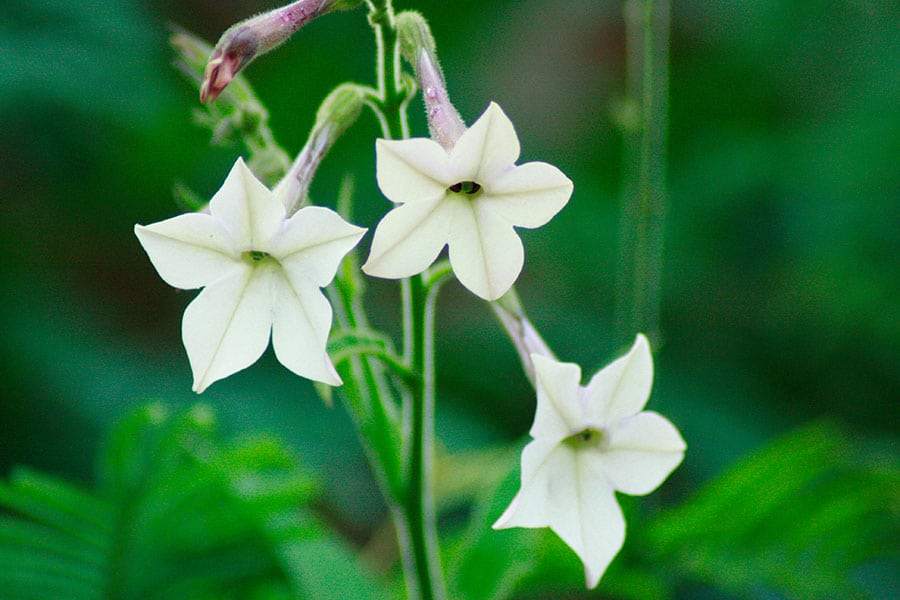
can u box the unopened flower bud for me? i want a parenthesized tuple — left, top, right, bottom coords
(275, 83, 365, 214)
(416, 50, 466, 150)
(201, 0, 364, 103)
(395, 11, 436, 67)
(396, 11, 465, 150)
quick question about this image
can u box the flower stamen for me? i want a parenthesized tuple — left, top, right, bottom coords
(449, 181, 482, 195)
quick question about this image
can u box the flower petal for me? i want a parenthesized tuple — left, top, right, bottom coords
(555, 452, 625, 590)
(272, 206, 366, 287)
(450, 102, 520, 182)
(492, 437, 566, 530)
(362, 196, 452, 279)
(271, 271, 341, 385)
(376, 138, 451, 204)
(530, 354, 584, 439)
(447, 197, 523, 301)
(502, 441, 625, 590)
(182, 264, 274, 393)
(483, 161, 573, 228)
(209, 157, 285, 248)
(582, 334, 654, 426)
(135, 214, 239, 289)
(601, 411, 686, 495)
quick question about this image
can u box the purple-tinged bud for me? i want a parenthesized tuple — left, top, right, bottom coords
(396, 12, 465, 150)
(416, 49, 466, 150)
(200, 0, 364, 103)
(274, 83, 364, 214)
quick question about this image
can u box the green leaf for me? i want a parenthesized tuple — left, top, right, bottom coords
(0, 403, 393, 599)
(641, 421, 899, 599)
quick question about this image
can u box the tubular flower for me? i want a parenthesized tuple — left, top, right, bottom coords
(362, 102, 573, 301)
(493, 334, 686, 588)
(135, 158, 366, 393)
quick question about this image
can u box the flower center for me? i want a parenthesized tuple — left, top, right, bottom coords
(563, 426, 609, 451)
(449, 181, 482, 195)
(242, 250, 275, 266)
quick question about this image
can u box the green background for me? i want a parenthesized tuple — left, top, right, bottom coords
(1, 0, 897, 597)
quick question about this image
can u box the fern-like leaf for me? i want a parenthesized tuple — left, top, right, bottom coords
(0, 403, 393, 600)
(641, 420, 899, 599)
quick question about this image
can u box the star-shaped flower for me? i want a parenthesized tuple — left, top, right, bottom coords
(362, 102, 573, 301)
(493, 334, 686, 588)
(135, 158, 366, 393)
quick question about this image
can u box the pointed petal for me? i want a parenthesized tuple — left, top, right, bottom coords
(492, 438, 566, 529)
(209, 158, 285, 248)
(271, 271, 341, 385)
(376, 138, 451, 204)
(483, 161, 573, 228)
(530, 354, 583, 439)
(135, 214, 239, 289)
(494, 434, 627, 590)
(272, 206, 366, 287)
(451, 102, 520, 181)
(182, 264, 274, 393)
(447, 198, 523, 301)
(547, 452, 625, 590)
(362, 196, 452, 279)
(583, 334, 654, 426)
(601, 411, 686, 496)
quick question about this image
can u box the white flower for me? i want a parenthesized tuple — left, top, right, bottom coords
(135, 158, 366, 393)
(493, 334, 686, 589)
(362, 102, 573, 301)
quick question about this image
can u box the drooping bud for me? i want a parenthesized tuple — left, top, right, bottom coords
(274, 83, 365, 214)
(200, 0, 364, 103)
(171, 28, 291, 186)
(396, 11, 466, 150)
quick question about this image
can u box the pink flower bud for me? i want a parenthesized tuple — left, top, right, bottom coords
(200, 0, 363, 103)
(416, 49, 466, 150)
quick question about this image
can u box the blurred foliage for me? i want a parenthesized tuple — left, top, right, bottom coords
(441, 421, 899, 599)
(3, 408, 895, 599)
(0, 404, 392, 599)
(0, 0, 897, 598)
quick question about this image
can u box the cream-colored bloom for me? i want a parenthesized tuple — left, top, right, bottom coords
(362, 102, 573, 301)
(135, 158, 365, 392)
(493, 334, 686, 588)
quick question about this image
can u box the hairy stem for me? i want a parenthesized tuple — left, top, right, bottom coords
(365, 2, 445, 598)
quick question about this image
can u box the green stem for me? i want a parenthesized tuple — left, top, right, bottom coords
(329, 276, 403, 500)
(404, 274, 445, 600)
(364, 3, 445, 599)
(614, 0, 670, 347)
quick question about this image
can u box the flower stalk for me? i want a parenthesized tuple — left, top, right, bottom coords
(361, 2, 446, 599)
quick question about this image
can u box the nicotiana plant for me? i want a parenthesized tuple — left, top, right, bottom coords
(135, 1, 685, 597)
